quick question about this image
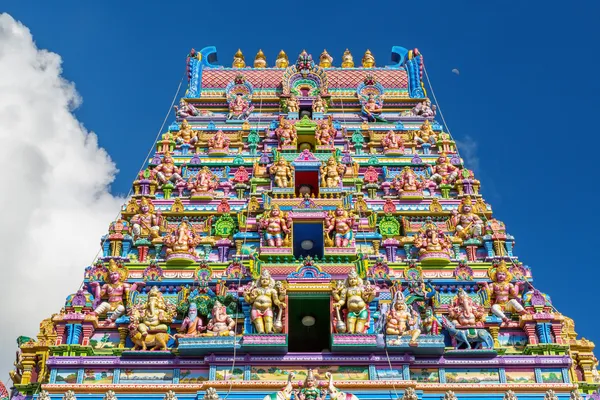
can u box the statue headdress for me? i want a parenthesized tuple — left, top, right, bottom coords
(488, 260, 513, 283)
(305, 368, 316, 383)
(457, 196, 474, 214)
(258, 269, 275, 288)
(148, 286, 161, 298)
(107, 259, 127, 283)
(346, 267, 363, 286)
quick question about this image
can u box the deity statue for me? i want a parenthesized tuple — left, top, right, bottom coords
(381, 130, 404, 152)
(421, 307, 440, 335)
(386, 293, 421, 345)
(341, 49, 354, 68)
(155, 151, 183, 186)
(428, 152, 458, 186)
(259, 205, 292, 247)
(312, 95, 327, 113)
(319, 49, 333, 68)
(393, 166, 423, 194)
(320, 157, 346, 188)
(479, 261, 527, 323)
(450, 197, 484, 240)
(411, 99, 437, 118)
(269, 158, 294, 188)
(437, 131, 455, 153)
(175, 302, 204, 339)
(131, 197, 162, 242)
(207, 130, 230, 152)
(294, 369, 325, 400)
(331, 268, 376, 334)
(414, 120, 437, 147)
(174, 99, 199, 118)
(325, 206, 355, 247)
(315, 120, 336, 146)
(232, 49, 245, 68)
(285, 95, 300, 113)
(274, 119, 298, 147)
(136, 286, 171, 338)
(175, 119, 198, 145)
(206, 301, 236, 336)
(413, 218, 453, 257)
(275, 50, 289, 68)
(360, 93, 384, 122)
(91, 260, 145, 325)
(243, 270, 287, 334)
(227, 93, 253, 120)
(188, 166, 219, 195)
(361, 49, 375, 68)
(254, 49, 267, 68)
(448, 288, 487, 327)
(163, 219, 201, 258)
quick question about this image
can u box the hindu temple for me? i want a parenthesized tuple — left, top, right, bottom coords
(8, 46, 600, 400)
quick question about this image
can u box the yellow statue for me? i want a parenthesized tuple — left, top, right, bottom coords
(243, 270, 287, 334)
(320, 157, 346, 188)
(319, 49, 333, 67)
(362, 49, 375, 68)
(331, 268, 375, 334)
(275, 50, 289, 68)
(232, 49, 245, 68)
(386, 293, 421, 345)
(136, 286, 171, 338)
(341, 49, 354, 68)
(254, 49, 267, 68)
(269, 158, 294, 188)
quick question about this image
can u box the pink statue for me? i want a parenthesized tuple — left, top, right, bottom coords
(315, 120, 336, 146)
(413, 218, 452, 258)
(325, 206, 355, 247)
(232, 166, 250, 184)
(206, 301, 236, 336)
(448, 288, 487, 327)
(188, 167, 219, 195)
(227, 93, 253, 120)
(363, 166, 379, 184)
(428, 152, 458, 186)
(479, 261, 527, 323)
(451, 197, 484, 240)
(411, 99, 437, 118)
(207, 130, 230, 152)
(163, 219, 201, 258)
(155, 152, 184, 186)
(393, 167, 423, 194)
(175, 303, 204, 339)
(381, 130, 404, 152)
(91, 260, 145, 326)
(174, 99, 199, 118)
(274, 119, 297, 148)
(360, 93, 384, 122)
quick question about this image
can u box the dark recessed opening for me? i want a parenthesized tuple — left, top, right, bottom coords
(288, 297, 331, 352)
(293, 222, 324, 260)
(299, 106, 312, 119)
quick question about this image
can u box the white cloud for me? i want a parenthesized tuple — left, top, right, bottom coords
(455, 135, 480, 173)
(0, 13, 123, 385)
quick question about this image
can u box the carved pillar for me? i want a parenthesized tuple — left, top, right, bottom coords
(550, 322, 565, 344)
(19, 352, 38, 385)
(523, 323, 539, 345)
(489, 326, 500, 348)
(54, 324, 67, 346)
(465, 245, 477, 261)
(403, 244, 413, 260)
(81, 323, 94, 346)
(118, 327, 129, 349)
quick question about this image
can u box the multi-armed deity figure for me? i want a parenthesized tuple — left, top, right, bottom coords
(381, 130, 404, 153)
(331, 268, 376, 334)
(315, 120, 336, 146)
(385, 292, 421, 345)
(135, 286, 172, 339)
(320, 157, 346, 188)
(393, 166, 424, 195)
(174, 99, 199, 118)
(428, 152, 458, 186)
(312, 95, 327, 114)
(359, 93, 384, 122)
(155, 151, 184, 186)
(174, 120, 198, 146)
(227, 93, 253, 120)
(413, 120, 437, 148)
(479, 261, 527, 323)
(285, 94, 300, 113)
(269, 158, 294, 188)
(243, 270, 287, 334)
(207, 130, 230, 153)
(206, 301, 236, 336)
(411, 99, 437, 118)
(451, 196, 484, 240)
(413, 218, 453, 259)
(325, 206, 355, 247)
(274, 119, 298, 148)
(163, 219, 202, 258)
(258, 205, 292, 247)
(448, 288, 487, 327)
(188, 166, 220, 195)
(294, 369, 326, 400)
(91, 260, 145, 325)
(130, 197, 162, 242)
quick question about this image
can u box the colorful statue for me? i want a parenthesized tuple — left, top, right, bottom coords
(269, 158, 294, 188)
(411, 99, 437, 118)
(163, 219, 201, 258)
(174, 99, 199, 118)
(414, 120, 437, 147)
(207, 130, 230, 152)
(325, 206, 355, 247)
(135, 286, 171, 338)
(479, 261, 527, 323)
(175, 303, 204, 339)
(381, 130, 404, 152)
(155, 152, 184, 188)
(206, 301, 235, 336)
(341, 49, 354, 68)
(174, 119, 198, 145)
(331, 268, 375, 334)
(438, 131, 455, 153)
(393, 166, 423, 194)
(275, 50, 289, 68)
(91, 260, 145, 325)
(294, 369, 325, 400)
(312, 95, 327, 113)
(421, 307, 440, 335)
(428, 152, 458, 186)
(285, 95, 300, 114)
(451, 197, 484, 239)
(326, 372, 359, 400)
(274, 119, 298, 148)
(128, 287, 175, 351)
(243, 270, 287, 334)
(320, 157, 346, 188)
(414, 218, 453, 258)
(361, 49, 375, 68)
(227, 93, 253, 120)
(264, 373, 295, 400)
(254, 49, 267, 68)
(387, 300, 421, 346)
(130, 197, 162, 241)
(188, 167, 219, 195)
(360, 93, 385, 122)
(232, 49, 245, 68)
(315, 120, 336, 146)
(259, 205, 291, 247)
(448, 288, 487, 327)
(319, 49, 333, 68)
(440, 315, 494, 350)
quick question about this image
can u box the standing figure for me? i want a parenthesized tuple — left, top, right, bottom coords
(243, 270, 287, 334)
(320, 157, 346, 188)
(206, 301, 236, 336)
(174, 99, 199, 118)
(91, 260, 145, 325)
(385, 293, 421, 345)
(130, 197, 162, 241)
(315, 120, 336, 146)
(259, 205, 291, 247)
(294, 369, 325, 400)
(325, 206, 355, 247)
(274, 119, 298, 148)
(331, 268, 376, 334)
(450, 196, 484, 240)
(479, 261, 527, 323)
(428, 152, 458, 186)
(175, 303, 205, 339)
(381, 130, 404, 152)
(155, 152, 184, 186)
(269, 158, 294, 188)
(312, 95, 327, 113)
(285, 94, 300, 113)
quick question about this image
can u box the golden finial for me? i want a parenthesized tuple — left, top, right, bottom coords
(362, 49, 375, 68)
(341, 49, 354, 68)
(232, 49, 245, 68)
(275, 50, 289, 68)
(319, 49, 333, 68)
(254, 49, 267, 68)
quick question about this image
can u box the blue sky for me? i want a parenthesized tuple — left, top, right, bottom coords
(3, 0, 600, 351)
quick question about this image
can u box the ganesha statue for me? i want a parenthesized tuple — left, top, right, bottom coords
(331, 268, 376, 334)
(206, 301, 235, 336)
(413, 217, 453, 263)
(227, 93, 253, 120)
(188, 167, 220, 196)
(325, 206, 355, 248)
(163, 219, 202, 260)
(448, 288, 487, 327)
(258, 205, 292, 247)
(243, 270, 287, 334)
(128, 286, 175, 351)
(207, 130, 230, 155)
(393, 166, 424, 198)
(381, 130, 404, 154)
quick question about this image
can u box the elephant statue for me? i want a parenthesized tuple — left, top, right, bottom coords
(263, 372, 295, 400)
(326, 372, 360, 400)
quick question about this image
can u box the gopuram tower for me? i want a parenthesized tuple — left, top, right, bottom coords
(7, 47, 600, 400)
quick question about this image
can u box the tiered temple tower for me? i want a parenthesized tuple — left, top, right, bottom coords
(8, 46, 600, 400)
